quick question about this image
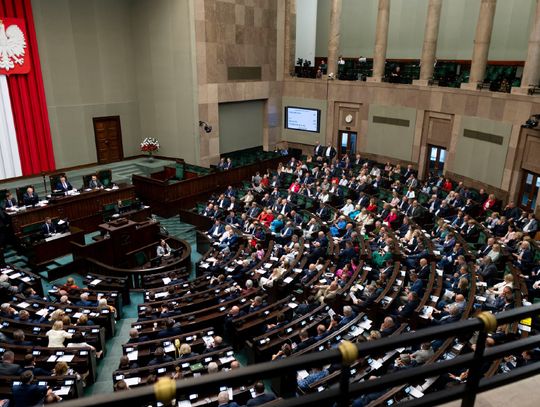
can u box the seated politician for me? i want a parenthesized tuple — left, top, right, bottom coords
(88, 174, 103, 189)
(55, 175, 73, 193)
(2, 191, 17, 210)
(42, 217, 57, 237)
(23, 186, 39, 206)
(157, 239, 172, 257)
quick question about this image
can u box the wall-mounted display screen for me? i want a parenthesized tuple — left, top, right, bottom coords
(284, 106, 321, 133)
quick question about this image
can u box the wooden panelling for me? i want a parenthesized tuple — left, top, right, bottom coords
(8, 185, 136, 235)
(133, 156, 288, 217)
(522, 136, 540, 174)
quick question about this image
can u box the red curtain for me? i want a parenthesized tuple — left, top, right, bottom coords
(0, 0, 55, 175)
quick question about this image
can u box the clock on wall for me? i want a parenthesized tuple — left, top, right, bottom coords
(345, 114, 353, 123)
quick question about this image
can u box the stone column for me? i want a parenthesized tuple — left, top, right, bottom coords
(368, 0, 391, 82)
(461, 0, 497, 90)
(413, 0, 443, 86)
(283, 0, 296, 77)
(512, 0, 540, 94)
(327, 0, 342, 78)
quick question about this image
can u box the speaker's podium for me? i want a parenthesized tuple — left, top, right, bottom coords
(98, 218, 160, 267)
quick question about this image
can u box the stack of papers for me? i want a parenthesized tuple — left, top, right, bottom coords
(127, 351, 138, 361)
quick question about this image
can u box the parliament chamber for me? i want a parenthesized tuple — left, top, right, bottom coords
(0, 0, 539, 406)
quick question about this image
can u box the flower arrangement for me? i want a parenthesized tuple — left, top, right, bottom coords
(140, 137, 160, 156)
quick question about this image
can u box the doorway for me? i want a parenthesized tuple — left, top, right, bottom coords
(93, 116, 124, 164)
(426, 145, 447, 177)
(518, 170, 540, 212)
(338, 131, 357, 157)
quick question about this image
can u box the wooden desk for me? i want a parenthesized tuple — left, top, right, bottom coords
(7, 184, 137, 235)
(29, 226, 85, 266)
(133, 156, 289, 217)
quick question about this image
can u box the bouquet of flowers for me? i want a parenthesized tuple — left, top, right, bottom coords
(140, 137, 160, 156)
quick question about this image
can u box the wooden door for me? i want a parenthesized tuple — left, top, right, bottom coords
(93, 116, 124, 164)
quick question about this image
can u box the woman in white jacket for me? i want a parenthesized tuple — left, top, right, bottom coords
(46, 320, 72, 347)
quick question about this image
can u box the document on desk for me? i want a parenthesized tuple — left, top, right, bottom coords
(54, 386, 71, 396)
(58, 355, 74, 362)
(89, 279, 102, 286)
(8, 272, 21, 279)
(47, 355, 58, 362)
(17, 302, 30, 309)
(124, 377, 141, 386)
(219, 356, 235, 364)
(21, 276, 31, 283)
(164, 344, 175, 353)
(358, 320, 372, 330)
(162, 277, 171, 285)
(127, 350, 138, 361)
(369, 359, 383, 370)
(283, 277, 294, 284)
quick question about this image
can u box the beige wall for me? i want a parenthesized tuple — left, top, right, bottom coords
(366, 104, 417, 162)
(451, 116, 512, 188)
(32, 0, 199, 168)
(32, 0, 140, 168)
(132, 0, 199, 164)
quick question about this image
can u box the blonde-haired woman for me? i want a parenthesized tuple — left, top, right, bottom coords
(46, 320, 72, 347)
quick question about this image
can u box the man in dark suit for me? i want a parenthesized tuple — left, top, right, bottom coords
(476, 256, 497, 286)
(75, 292, 95, 307)
(41, 217, 57, 236)
(55, 175, 73, 192)
(217, 390, 240, 407)
(324, 143, 337, 160)
(22, 186, 39, 206)
(22, 354, 51, 377)
(0, 351, 21, 376)
(314, 141, 324, 158)
(462, 220, 480, 243)
(316, 205, 331, 221)
(246, 382, 277, 406)
(127, 328, 149, 343)
(11, 370, 50, 407)
(148, 347, 174, 366)
(2, 191, 17, 210)
(156, 318, 182, 338)
(293, 329, 316, 353)
(397, 292, 420, 318)
(88, 174, 103, 189)
(208, 220, 225, 239)
(247, 203, 261, 218)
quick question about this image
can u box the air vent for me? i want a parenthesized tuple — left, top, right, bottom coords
(372, 116, 410, 127)
(463, 129, 503, 145)
(227, 66, 262, 81)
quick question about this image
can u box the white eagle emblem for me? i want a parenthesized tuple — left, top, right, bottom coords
(0, 19, 26, 72)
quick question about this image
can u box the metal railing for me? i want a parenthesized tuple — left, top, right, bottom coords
(59, 304, 540, 407)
